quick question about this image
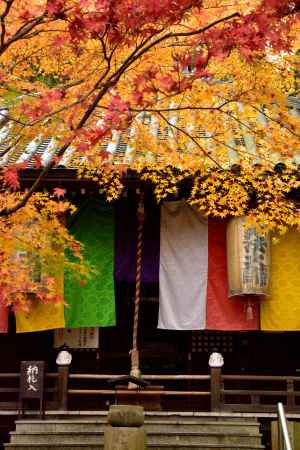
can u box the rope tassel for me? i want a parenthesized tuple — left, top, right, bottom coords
(246, 300, 254, 321)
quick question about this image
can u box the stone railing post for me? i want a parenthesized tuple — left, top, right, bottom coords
(104, 405, 146, 450)
(56, 349, 72, 411)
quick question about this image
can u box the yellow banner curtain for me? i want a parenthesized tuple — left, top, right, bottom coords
(15, 256, 65, 333)
(261, 231, 300, 331)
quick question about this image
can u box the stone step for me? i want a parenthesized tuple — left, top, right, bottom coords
(9, 430, 262, 446)
(38, 412, 259, 423)
(148, 446, 263, 450)
(145, 421, 260, 435)
(6, 414, 264, 450)
(5, 445, 102, 450)
(144, 415, 259, 423)
(145, 446, 264, 450)
(15, 419, 260, 434)
(15, 421, 107, 433)
(10, 431, 103, 445)
(150, 432, 262, 446)
(4, 444, 264, 450)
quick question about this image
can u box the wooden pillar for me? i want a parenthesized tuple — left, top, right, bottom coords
(57, 365, 69, 411)
(287, 379, 295, 411)
(210, 367, 222, 412)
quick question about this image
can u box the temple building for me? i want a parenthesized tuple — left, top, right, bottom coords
(0, 97, 300, 448)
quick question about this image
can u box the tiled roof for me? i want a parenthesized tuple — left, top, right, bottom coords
(0, 96, 299, 170)
(287, 96, 300, 110)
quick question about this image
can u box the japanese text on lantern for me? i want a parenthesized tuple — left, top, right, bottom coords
(242, 227, 269, 291)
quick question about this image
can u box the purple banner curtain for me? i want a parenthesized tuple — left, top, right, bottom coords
(114, 196, 160, 284)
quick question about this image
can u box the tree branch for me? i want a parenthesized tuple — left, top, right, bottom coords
(0, 0, 14, 47)
(157, 111, 224, 169)
(130, 101, 234, 113)
(0, 12, 240, 216)
(0, 12, 47, 55)
(250, 105, 300, 140)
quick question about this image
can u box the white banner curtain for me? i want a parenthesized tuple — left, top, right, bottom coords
(158, 200, 208, 330)
(158, 201, 260, 331)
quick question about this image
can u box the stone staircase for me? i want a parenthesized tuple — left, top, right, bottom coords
(4, 412, 265, 450)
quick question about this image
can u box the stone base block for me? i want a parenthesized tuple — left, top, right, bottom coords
(104, 425, 146, 450)
(108, 405, 144, 427)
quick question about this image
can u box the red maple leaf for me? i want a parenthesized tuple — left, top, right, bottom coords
(47, 89, 64, 101)
(3, 163, 26, 191)
(3, 167, 19, 190)
(18, 9, 33, 21)
(52, 34, 67, 47)
(53, 187, 66, 199)
(133, 90, 144, 106)
(46, 0, 65, 16)
(159, 75, 177, 92)
(33, 155, 42, 169)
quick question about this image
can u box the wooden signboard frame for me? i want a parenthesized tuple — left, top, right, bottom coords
(19, 361, 45, 418)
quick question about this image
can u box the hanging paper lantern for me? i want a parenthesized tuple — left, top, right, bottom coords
(226, 217, 270, 297)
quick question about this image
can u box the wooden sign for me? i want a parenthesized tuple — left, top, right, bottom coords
(20, 361, 45, 398)
(19, 361, 45, 417)
(54, 328, 99, 350)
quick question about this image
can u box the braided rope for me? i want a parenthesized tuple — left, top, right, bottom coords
(129, 192, 145, 386)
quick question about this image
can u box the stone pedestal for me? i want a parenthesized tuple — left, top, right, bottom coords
(104, 405, 146, 450)
(104, 426, 146, 450)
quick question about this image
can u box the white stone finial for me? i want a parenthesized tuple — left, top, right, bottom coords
(56, 350, 72, 366)
(209, 352, 224, 368)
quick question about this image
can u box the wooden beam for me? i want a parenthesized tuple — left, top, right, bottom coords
(68, 389, 210, 396)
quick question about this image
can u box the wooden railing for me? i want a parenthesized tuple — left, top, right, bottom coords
(220, 374, 300, 412)
(53, 369, 300, 412)
(1, 368, 300, 413)
(68, 373, 211, 394)
(0, 372, 58, 411)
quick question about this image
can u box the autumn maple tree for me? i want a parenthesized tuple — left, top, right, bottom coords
(0, 0, 299, 307)
(0, 190, 91, 309)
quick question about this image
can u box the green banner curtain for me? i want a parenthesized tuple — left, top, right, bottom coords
(64, 199, 115, 328)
